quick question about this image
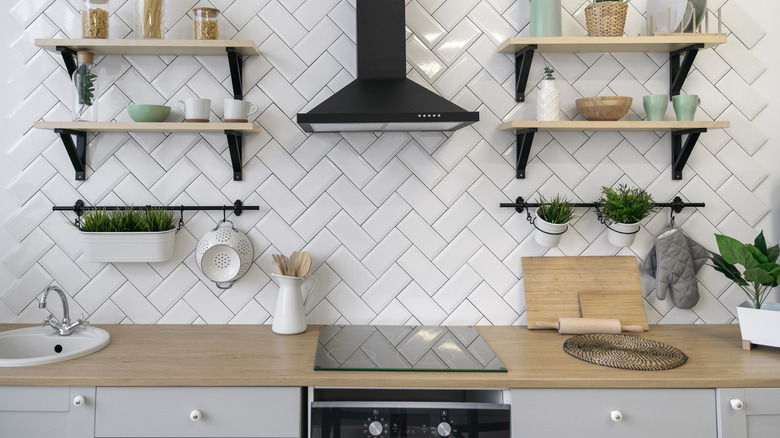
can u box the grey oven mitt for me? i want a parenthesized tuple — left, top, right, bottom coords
(643, 228, 710, 309)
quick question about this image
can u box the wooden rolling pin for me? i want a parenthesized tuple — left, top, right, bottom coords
(535, 317, 644, 334)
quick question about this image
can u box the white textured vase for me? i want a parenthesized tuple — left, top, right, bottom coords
(537, 79, 560, 121)
(272, 274, 317, 335)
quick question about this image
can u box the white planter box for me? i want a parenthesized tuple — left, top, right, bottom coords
(736, 300, 780, 350)
(80, 229, 176, 262)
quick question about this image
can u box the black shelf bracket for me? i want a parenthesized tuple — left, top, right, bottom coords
(225, 130, 243, 181)
(671, 128, 706, 180)
(670, 44, 703, 99)
(515, 128, 537, 179)
(500, 196, 704, 213)
(55, 128, 87, 180)
(226, 47, 244, 100)
(513, 45, 537, 102)
(56, 46, 78, 78)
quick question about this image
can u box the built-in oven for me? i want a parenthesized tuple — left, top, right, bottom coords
(309, 388, 511, 438)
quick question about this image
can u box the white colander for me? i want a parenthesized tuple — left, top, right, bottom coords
(195, 220, 253, 289)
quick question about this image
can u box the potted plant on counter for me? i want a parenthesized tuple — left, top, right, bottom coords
(534, 194, 576, 248)
(78, 207, 176, 262)
(710, 231, 780, 350)
(584, 0, 629, 37)
(597, 184, 655, 247)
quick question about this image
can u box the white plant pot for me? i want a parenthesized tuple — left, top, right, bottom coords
(736, 300, 780, 350)
(80, 229, 176, 262)
(534, 209, 568, 248)
(606, 221, 640, 247)
(537, 79, 560, 121)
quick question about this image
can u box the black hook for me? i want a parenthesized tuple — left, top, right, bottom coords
(178, 206, 184, 231)
(234, 199, 244, 216)
(73, 199, 85, 227)
(222, 206, 227, 223)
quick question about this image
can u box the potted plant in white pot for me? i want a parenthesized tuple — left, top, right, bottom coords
(597, 184, 655, 247)
(78, 208, 176, 262)
(537, 66, 560, 121)
(534, 194, 576, 248)
(710, 231, 780, 350)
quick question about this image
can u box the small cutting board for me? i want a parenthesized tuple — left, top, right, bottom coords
(522, 256, 648, 330)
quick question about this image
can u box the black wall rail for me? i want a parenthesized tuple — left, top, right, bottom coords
(53, 199, 260, 228)
(500, 196, 704, 214)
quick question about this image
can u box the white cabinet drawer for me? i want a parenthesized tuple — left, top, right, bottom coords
(95, 387, 301, 438)
(512, 388, 715, 438)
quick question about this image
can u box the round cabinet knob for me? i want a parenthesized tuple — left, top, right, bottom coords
(72, 395, 86, 407)
(190, 410, 202, 422)
(437, 422, 452, 437)
(610, 410, 623, 422)
(730, 399, 744, 411)
(368, 421, 383, 436)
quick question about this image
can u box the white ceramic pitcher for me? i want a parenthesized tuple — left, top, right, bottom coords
(271, 274, 317, 335)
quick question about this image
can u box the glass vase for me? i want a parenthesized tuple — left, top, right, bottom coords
(72, 51, 98, 122)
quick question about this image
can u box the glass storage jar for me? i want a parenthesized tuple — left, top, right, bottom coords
(82, 0, 109, 39)
(135, 0, 165, 39)
(72, 51, 98, 122)
(193, 7, 220, 40)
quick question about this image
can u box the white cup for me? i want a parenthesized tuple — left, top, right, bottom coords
(176, 98, 211, 122)
(223, 98, 258, 122)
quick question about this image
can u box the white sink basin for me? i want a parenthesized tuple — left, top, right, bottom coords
(0, 326, 110, 367)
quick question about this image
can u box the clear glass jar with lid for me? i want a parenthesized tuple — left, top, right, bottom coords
(193, 7, 220, 40)
(135, 0, 165, 39)
(72, 51, 98, 122)
(82, 0, 109, 39)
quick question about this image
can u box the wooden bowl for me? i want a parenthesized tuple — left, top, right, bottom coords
(576, 96, 632, 121)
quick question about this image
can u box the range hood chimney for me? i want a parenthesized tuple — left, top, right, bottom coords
(296, 0, 479, 133)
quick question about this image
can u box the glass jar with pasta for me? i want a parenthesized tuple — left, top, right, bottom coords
(82, 0, 109, 39)
(193, 7, 220, 40)
(135, 0, 165, 39)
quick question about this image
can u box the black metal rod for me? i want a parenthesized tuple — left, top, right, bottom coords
(52, 200, 259, 217)
(500, 196, 704, 214)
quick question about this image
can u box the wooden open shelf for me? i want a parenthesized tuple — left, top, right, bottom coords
(497, 35, 727, 54)
(34, 121, 261, 133)
(499, 120, 729, 132)
(34, 39, 261, 56)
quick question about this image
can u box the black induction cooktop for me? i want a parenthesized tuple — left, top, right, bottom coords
(314, 325, 507, 372)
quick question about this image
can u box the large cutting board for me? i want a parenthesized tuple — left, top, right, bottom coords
(522, 256, 649, 330)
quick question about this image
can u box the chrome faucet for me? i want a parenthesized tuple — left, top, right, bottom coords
(38, 286, 88, 336)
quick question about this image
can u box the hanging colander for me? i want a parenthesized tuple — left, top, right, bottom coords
(195, 220, 253, 289)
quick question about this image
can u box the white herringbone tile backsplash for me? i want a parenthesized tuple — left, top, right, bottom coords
(1, 0, 777, 325)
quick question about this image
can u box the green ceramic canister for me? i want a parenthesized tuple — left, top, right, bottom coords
(529, 0, 562, 37)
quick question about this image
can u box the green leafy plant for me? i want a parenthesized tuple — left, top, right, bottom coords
(77, 70, 97, 106)
(710, 231, 780, 310)
(598, 184, 656, 224)
(78, 208, 175, 233)
(542, 66, 555, 80)
(536, 194, 576, 224)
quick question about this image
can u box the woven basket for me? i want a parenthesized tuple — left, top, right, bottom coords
(584, 1, 628, 37)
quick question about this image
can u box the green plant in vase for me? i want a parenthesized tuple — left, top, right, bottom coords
(710, 231, 780, 310)
(536, 194, 576, 224)
(78, 208, 175, 233)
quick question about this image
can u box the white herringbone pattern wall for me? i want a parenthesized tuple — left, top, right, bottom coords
(0, 0, 776, 325)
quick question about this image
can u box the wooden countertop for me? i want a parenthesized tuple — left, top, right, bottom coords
(1, 324, 778, 388)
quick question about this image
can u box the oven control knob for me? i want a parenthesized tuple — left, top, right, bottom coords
(437, 422, 452, 437)
(368, 421, 383, 436)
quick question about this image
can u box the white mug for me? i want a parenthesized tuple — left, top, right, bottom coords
(176, 98, 211, 122)
(223, 98, 258, 122)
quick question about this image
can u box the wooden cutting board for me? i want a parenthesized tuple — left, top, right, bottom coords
(522, 256, 648, 330)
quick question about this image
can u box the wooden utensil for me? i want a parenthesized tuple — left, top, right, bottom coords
(535, 317, 644, 334)
(272, 260, 282, 275)
(297, 252, 311, 277)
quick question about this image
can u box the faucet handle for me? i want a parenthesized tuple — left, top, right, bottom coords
(77, 313, 89, 327)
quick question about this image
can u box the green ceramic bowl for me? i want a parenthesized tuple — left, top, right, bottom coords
(127, 104, 171, 122)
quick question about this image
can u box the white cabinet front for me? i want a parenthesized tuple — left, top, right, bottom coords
(511, 388, 716, 438)
(0, 386, 95, 438)
(717, 388, 780, 438)
(95, 386, 301, 438)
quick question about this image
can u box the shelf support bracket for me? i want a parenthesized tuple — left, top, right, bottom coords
(226, 47, 243, 100)
(225, 130, 243, 181)
(55, 128, 87, 180)
(56, 46, 78, 78)
(515, 128, 537, 179)
(669, 44, 703, 99)
(671, 128, 706, 180)
(513, 45, 537, 102)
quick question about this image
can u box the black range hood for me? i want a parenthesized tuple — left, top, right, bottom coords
(296, 0, 479, 133)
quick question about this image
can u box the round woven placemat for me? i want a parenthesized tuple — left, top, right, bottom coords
(563, 334, 687, 371)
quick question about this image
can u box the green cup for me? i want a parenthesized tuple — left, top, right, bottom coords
(643, 95, 668, 121)
(672, 94, 700, 121)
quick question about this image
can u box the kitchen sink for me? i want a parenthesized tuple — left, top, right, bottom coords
(0, 325, 110, 367)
